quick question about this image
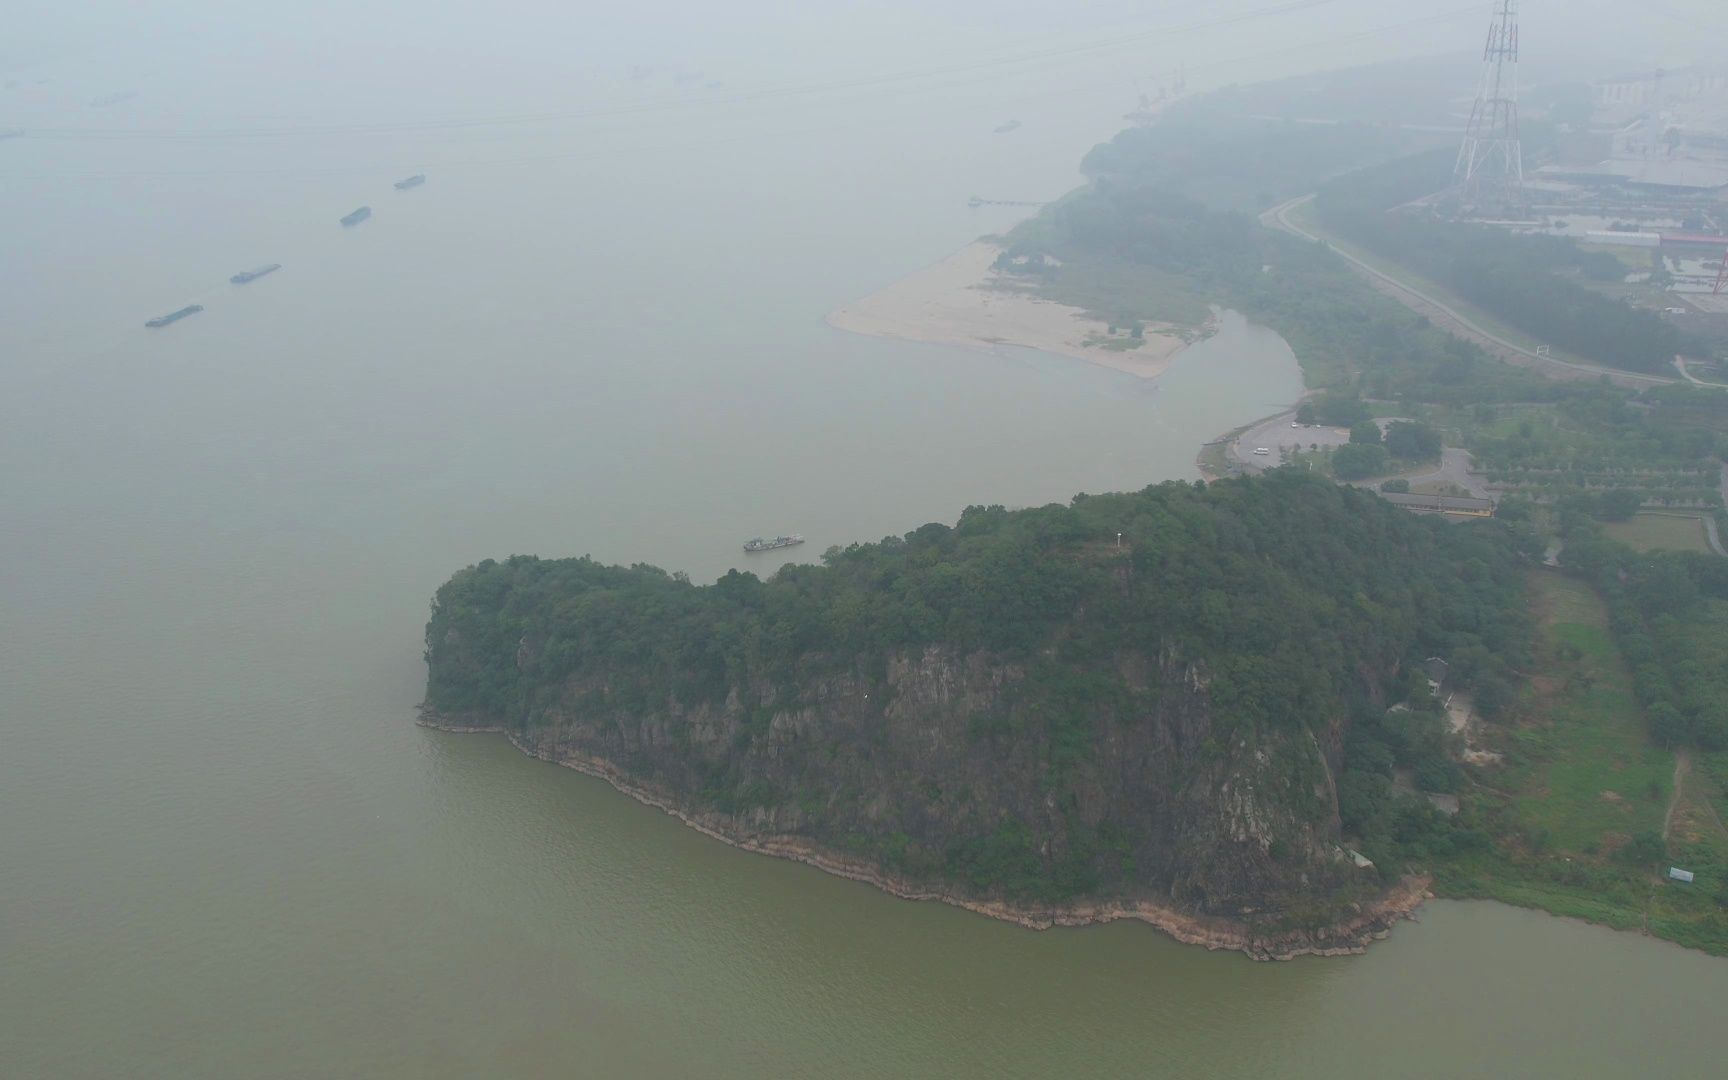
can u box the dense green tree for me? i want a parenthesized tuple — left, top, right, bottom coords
(1298, 394, 1375, 426)
(1333, 443, 1389, 480)
(1385, 421, 1442, 461)
(1594, 489, 1644, 522)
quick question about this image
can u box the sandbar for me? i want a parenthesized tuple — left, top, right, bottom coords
(828, 241, 1201, 379)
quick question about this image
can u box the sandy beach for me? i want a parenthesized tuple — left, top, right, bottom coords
(829, 241, 1201, 379)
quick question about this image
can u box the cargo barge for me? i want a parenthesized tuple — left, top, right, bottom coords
(145, 304, 203, 328)
(230, 263, 281, 284)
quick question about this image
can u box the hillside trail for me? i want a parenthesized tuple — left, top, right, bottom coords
(1665, 752, 1691, 844)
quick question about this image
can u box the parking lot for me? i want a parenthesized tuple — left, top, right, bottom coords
(1230, 412, 1353, 471)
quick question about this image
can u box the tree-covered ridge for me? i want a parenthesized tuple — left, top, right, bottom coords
(428, 472, 1526, 738)
(426, 474, 1530, 915)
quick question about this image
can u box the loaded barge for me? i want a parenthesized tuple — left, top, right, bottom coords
(145, 304, 203, 328)
(230, 263, 281, 284)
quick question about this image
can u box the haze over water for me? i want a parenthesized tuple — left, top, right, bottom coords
(5, 3, 1728, 1076)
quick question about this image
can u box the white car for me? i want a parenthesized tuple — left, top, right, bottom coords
(1252, 447, 1271, 456)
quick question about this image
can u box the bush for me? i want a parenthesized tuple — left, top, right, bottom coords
(1616, 830, 1667, 867)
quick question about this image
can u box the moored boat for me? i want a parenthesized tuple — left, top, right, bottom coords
(743, 534, 805, 553)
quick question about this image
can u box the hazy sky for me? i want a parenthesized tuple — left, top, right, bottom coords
(6, 1, 1723, 98)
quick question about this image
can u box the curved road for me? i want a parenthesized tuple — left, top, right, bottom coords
(1261, 195, 1678, 390)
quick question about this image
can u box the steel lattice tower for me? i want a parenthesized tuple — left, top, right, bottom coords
(1456, 1, 1523, 190)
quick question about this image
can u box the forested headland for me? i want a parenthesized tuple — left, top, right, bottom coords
(425, 473, 1528, 956)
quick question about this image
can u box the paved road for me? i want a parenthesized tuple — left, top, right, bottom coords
(1261, 195, 1678, 391)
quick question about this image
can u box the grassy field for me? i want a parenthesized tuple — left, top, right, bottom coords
(1502, 574, 1670, 851)
(1431, 572, 1728, 955)
(1602, 513, 1716, 555)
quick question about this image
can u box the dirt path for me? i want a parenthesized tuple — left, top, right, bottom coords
(1675, 355, 1728, 390)
(1665, 752, 1691, 843)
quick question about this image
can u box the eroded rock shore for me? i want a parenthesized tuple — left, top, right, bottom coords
(419, 708, 1429, 961)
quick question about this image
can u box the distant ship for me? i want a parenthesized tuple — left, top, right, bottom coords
(0, 128, 22, 141)
(743, 534, 804, 553)
(994, 120, 1022, 134)
(393, 174, 426, 190)
(230, 263, 281, 284)
(340, 206, 372, 227)
(145, 304, 203, 329)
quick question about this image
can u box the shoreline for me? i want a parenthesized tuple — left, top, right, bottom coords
(828, 240, 1209, 380)
(419, 708, 1428, 961)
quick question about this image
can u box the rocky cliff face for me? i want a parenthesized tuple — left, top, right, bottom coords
(427, 627, 1380, 939)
